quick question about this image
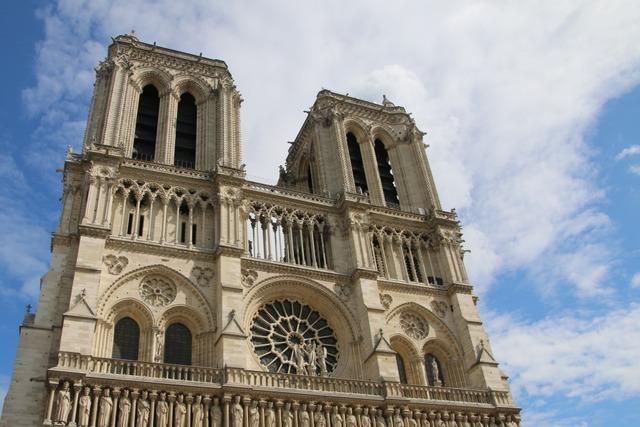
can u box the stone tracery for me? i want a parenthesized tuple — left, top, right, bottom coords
(139, 276, 177, 307)
(250, 299, 338, 375)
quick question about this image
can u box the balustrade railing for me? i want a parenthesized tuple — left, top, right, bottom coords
(54, 352, 514, 407)
(56, 352, 223, 383)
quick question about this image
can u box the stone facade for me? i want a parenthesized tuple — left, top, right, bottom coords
(0, 34, 520, 427)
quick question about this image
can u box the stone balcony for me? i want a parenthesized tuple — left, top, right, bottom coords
(46, 352, 519, 427)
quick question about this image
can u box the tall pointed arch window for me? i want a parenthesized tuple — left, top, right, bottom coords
(346, 132, 368, 194)
(374, 139, 399, 206)
(395, 353, 408, 384)
(112, 317, 140, 361)
(164, 323, 192, 365)
(132, 85, 160, 162)
(175, 93, 197, 169)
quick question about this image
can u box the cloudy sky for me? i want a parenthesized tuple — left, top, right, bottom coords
(1, 1, 640, 425)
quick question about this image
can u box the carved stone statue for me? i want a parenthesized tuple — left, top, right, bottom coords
(299, 404, 310, 427)
(304, 341, 317, 375)
(361, 408, 372, 427)
(293, 344, 308, 375)
(174, 395, 187, 427)
(265, 402, 276, 427)
(232, 396, 243, 427)
(78, 386, 92, 427)
(331, 406, 343, 427)
(136, 391, 150, 427)
(154, 330, 164, 362)
(420, 413, 430, 427)
(430, 358, 441, 386)
(314, 406, 326, 427)
(192, 395, 204, 427)
(283, 402, 294, 427)
(393, 410, 404, 427)
(97, 388, 113, 427)
(54, 381, 72, 424)
(248, 400, 259, 427)
(211, 398, 222, 427)
(408, 414, 418, 427)
(117, 389, 132, 427)
(316, 342, 328, 375)
(375, 411, 386, 427)
(346, 408, 357, 427)
(156, 393, 169, 427)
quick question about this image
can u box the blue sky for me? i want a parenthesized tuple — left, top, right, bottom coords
(1, 1, 639, 426)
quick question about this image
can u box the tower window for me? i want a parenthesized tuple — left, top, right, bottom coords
(180, 222, 187, 244)
(138, 215, 145, 237)
(191, 223, 197, 245)
(112, 317, 140, 361)
(164, 323, 192, 365)
(175, 93, 197, 169)
(346, 132, 368, 194)
(126, 213, 134, 235)
(132, 85, 159, 162)
(374, 139, 399, 206)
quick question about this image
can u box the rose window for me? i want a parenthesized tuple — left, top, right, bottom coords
(250, 300, 339, 375)
(400, 312, 428, 339)
(139, 277, 176, 307)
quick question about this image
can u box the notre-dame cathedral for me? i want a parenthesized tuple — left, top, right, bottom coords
(1, 34, 519, 427)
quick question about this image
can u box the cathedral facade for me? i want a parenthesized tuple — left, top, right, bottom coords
(1, 35, 520, 427)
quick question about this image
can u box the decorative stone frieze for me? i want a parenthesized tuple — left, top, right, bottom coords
(192, 267, 214, 287)
(139, 276, 177, 307)
(399, 312, 428, 340)
(103, 254, 129, 275)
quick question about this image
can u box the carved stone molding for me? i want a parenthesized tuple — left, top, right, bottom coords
(139, 276, 177, 307)
(430, 301, 448, 319)
(241, 269, 258, 288)
(379, 294, 392, 310)
(103, 254, 129, 275)
(192, 267, 214, 287)
(399, 312, 428, 340)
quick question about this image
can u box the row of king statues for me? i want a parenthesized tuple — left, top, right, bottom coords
(47, 381, 518, 427)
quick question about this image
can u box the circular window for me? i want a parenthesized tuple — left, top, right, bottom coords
(139, 276, 176, 307)
(399, 312, 428, 340)
(250, 299, 338, 375)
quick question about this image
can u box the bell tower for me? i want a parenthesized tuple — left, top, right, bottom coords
(279, 90, 440, 214)
(85, 33, 242, 169)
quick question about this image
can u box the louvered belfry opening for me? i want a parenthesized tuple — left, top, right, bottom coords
(374, 139, 399, 206)
(132, 85, 160, 162)
(346, 132, 368, 194)
(174, 93, 197, 169)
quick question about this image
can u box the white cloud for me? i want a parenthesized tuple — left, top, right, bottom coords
(20, 1, 640, 301)
(631, 273, 640, 288)
(616, 144, 640, 159)
(629, 164, 640, 176)
(486, 303, 640, 402)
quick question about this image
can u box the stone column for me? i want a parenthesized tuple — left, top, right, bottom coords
(130, 390, 139, 427)
(111, 388, 121, 427)
(69, 382, 83, 427)
(43, 380, 58, 425)
(90, 387, 101, 427)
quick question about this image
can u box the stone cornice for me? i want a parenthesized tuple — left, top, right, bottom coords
(446, 283, 474, 296)
(377, 280, 449, 297)
(51, 233, 79, 250)
(78, 224, 111, 239)
(241, 258, 349, 284)
(106, 237, 216, 261)
(110, 35, 231, 79)
(121, 159, 214, 182)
